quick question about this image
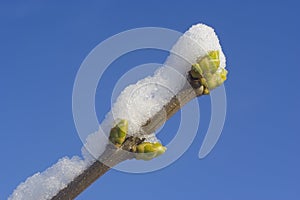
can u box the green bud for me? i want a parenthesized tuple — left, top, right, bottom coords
(206, 68, 228, 89)
(207, 77, 218, 89)
(192, 63, 203, 77)
(204, 72, 213, 80)
(191, 50, 227, 91)
(136, 142, 167, 161)
(109, 119, 128, 147)
(220, 68, 228, 82)
(196, 51, 219, 74)
(200, 77, 208, 88)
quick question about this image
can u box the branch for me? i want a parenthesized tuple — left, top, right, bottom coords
(51, 72, 205, 200)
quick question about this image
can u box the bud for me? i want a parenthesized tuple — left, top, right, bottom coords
(191, 50, 228, 91)
(109, 119, 128, 147)
(136, 142, 167, 161)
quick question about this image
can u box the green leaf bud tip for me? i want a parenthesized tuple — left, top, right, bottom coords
(109, 119, 128, 147)
(191, 50, 228, 91)
(136, 142, 167, 161)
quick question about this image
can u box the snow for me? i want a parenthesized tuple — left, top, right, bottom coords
(8, 157, 87, 200)
(9, 23, 226, 200)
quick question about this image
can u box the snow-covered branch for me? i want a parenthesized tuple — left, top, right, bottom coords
(9, 23, 227, 200)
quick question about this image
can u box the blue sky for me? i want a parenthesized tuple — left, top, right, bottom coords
(1, 0, 299, 199)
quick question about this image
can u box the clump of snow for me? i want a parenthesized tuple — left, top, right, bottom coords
(83, 23, 226, 160)
(9, 23, 226, 200)
(81, 128, 109, 164)
(8, 156, 87, 200)
(164, 23, 226, 74)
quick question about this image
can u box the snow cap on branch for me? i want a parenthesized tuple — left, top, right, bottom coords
(83, 23, 227, 160)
